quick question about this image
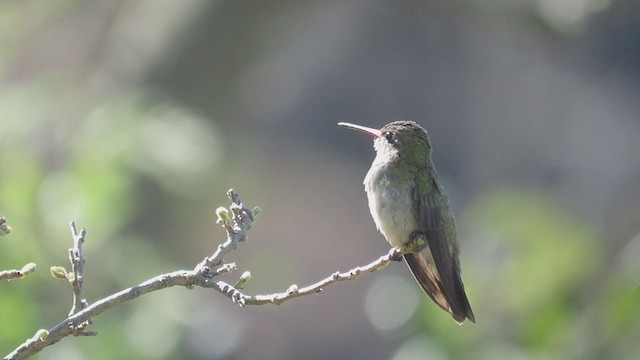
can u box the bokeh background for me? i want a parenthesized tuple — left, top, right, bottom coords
(1, 1, 639, 359)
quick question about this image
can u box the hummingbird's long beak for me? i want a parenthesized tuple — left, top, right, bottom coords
(338, 122, 382, 138)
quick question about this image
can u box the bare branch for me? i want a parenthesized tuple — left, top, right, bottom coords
(193, 189, 255, 273)
(3, 189, 256, 360)
(3, 190, 399, 360)
(220, 247, 403, 306)
(64, 222, 94, 336)
(68, 222, 87, 318)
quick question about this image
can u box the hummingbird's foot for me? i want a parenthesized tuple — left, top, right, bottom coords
(403, 232, 428, 254)
(388, 248, 403, 261)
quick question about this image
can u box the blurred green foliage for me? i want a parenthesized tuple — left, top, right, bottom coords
(406, 187, 639, 360)
(0, 79, 225, 358)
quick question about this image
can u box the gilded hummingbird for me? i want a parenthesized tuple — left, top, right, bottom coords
(339, 120, 475, 324)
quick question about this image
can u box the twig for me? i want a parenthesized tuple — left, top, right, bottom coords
(193, 190, 254, 273)
(216, 247, 403, 306)
(4, 189, 256, 360)
(3, 190, 399, 360)
(65, 222, 94, 336)
(0, 263, 37, 281)
(67, 222, 87, 316)
(1, 217, 37, 282)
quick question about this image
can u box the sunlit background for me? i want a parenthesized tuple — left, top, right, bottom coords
(1, 1, 639, 359)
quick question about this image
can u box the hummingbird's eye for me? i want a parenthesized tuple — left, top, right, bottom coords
(384, 132, 395, 143)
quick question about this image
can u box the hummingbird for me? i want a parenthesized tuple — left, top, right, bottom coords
(339, 120, 475, 324)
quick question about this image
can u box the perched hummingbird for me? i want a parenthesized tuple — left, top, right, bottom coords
(339, 121, 475, 324)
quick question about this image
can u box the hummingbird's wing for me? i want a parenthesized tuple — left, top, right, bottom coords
(404, 167, 475, 324)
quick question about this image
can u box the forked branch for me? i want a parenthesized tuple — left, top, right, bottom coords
(3, 190, 400, 360)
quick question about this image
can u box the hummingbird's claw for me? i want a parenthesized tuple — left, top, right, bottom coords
(404, 232, 428, 253)
(388, 248, 403, 261)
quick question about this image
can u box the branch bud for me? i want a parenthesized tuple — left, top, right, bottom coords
(0, 217, 11, 236)
(18, 262, 37, 278)
(215, 207, 231, 227)
(234, 271, 251, 289)
(32, 329, 49, 341)
(287, 284, 299, 295)
(251, 206, 261, 219)
(50, 266, 69, 280)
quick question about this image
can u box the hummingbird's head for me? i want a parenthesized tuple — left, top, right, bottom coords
(339, 120, 432, 165)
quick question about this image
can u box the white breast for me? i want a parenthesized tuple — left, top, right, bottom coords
(364, 167, 416, 248)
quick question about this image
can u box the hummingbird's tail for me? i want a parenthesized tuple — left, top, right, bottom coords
(404, 252, 475, 324)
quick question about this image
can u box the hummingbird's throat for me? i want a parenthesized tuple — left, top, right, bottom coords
(403, 232, 428, 254)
